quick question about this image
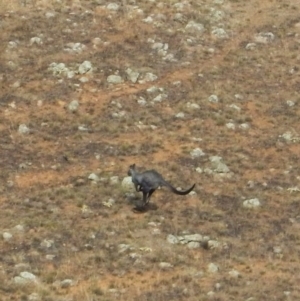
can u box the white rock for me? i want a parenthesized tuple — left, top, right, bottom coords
(167, 234, 179, 244)
(208, 94, 219, 103)
(187, 241, 200, 249)
(107, 3, 120, 10)
(20, 271, 37, 282)
(245, 43, 256, 50)
(7, 41, 18, 49)
(40, 239, 54, 248)
(159, 262, 173, 269)
(107, 75, 124, 84)
(211, 28, 228, 39)
(196, 167, 203, 173)
(226, 122, 235, 130)
(30, 37, 43, 45)
(78, 61, 93, 74)
(190, 148, 205, 158)
(88, 173, 100, 182)
(68, 100, 79, 112)
(143, 16, 153, 23)
(286, 100, 295, 107)
(183, 234, 203, 242)
(139, 72, 158, 83)
(137, 97, 147, 106)
(153, 94, 167, 102)
(175, 112, 185, 118)
(185, 21, 204, 34)
(61, 279, 74, 288)
(209, 156, 230, 173)
(18, 124, 30, 134)
(254, 32, 275, 44)
(110, 176, 119, 185)
(187, 102, 200, 109)
(125, 68, 140, 83)
(121, 176, 135, 191)
(3, 232, 13, 241)
(207, 263, 219, 273)
(45, 11, 56, 18)
(228, 269, 240, 278)
(118, 244, 131, 253)
(243, 198, 261, 208)
(239, 123, 250, 130)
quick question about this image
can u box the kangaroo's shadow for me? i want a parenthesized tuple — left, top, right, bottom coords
(127, 194, 158, 213)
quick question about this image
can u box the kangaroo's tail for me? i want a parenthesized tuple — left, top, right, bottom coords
(162, 180, 195, 195)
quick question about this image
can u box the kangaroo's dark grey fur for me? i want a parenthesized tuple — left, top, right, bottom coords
(127, 164, 195, 210)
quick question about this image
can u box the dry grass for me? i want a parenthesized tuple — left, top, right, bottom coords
(0, 0, 300, 300)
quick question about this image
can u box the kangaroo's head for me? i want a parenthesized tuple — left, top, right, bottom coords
(127, 164, 136, 176)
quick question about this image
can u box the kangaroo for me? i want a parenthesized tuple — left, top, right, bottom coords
(127, 164, 195, 210)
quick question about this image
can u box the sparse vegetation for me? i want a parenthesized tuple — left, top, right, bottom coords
(0, 0, 300, 300)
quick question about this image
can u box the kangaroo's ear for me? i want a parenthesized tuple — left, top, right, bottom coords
(132, 163, 136, 169)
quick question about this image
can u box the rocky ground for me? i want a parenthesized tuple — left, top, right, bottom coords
(1, 0, 300, 300)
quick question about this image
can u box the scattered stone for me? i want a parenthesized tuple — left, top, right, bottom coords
(228, 269, 240, 278)
(68, 100, 79, 112)
(207, 240, 220, 249)
(207, 263, 219, 273)
(18, 124, 30, 134)
(208, 94, 219, 103)
(78, 125, 89, 131)
(14, 224, 24, 232)
(226, 122, 236, 130)
(88, 173, 100, 182)
(137, 97, 147, 106)
(243, 198, 261, 208)
(175, 112, 185, 118)
(48, 62, 70, 76)
(7, 41, 18, 49)
(118, 244, 132, 253)
(64, 42, 86, 54)
(28, 293, 40, 301)
(3, 232, 13, 241)
(102, 198, 115, 208)
(209, 156, 230, 173)
(14, 272, 38, 285)
(121, 176, 135, 191)
(273, 246, 282, 254)
(245, 43, 256, 50)
(186, 102, 200, 109)
(61, 279, 74, 288)
(254, 32, 275, 44)
(185, 21, 205, 34)
(286, 100, 295, 107)
(167, 234, 179, 244)
(78, 61, 93, 74)
(107, 74, 124, 84)
(40, 239, 54, 248)
(45, 11, 56, 18)
(107, 3, 120, 11)
(159, 262, 173, 269)
(110, 176, 119, 185)
(46, 254, 56, 260)
(126, 68, 140, 83)
(147, 86, 162, 93)
(139, 72, 158, 83)
(239, 123, 250, 130)
(212, 28, 228, 39)
(30, 37, 43, 45)
(183, 234, 203, 242)
(196, 167, 203, 173)
(187, 241, 200, 249)
(190, 148, 205, 158)
(153, 93, 167, 102)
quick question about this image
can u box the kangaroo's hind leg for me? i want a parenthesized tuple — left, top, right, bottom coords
(145, 189, 155, 205)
